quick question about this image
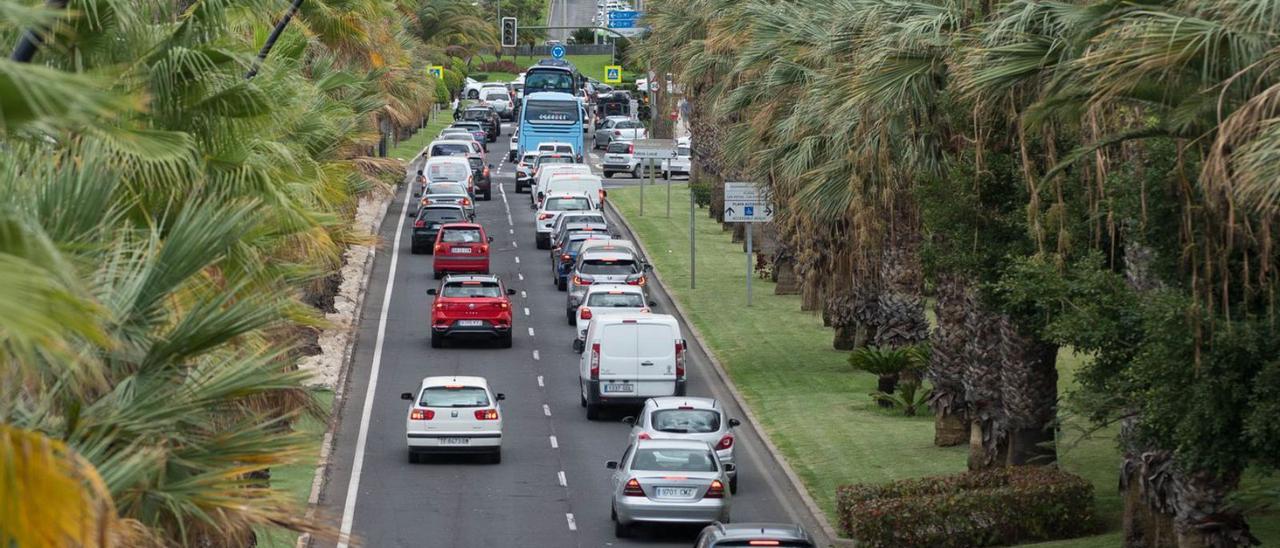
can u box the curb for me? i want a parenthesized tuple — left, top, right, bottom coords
(603, 200, 853, 547)
(296, 183, 397, 548)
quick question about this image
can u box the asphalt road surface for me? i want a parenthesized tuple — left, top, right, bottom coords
(314, 124, 826, 547)
(547, 0, 597, 42)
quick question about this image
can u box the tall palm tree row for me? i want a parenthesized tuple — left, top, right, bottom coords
(0, 0, 442, 544)
(638, 0, 1280, 544)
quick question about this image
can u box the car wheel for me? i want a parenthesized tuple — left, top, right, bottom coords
(632, 166, 641, 178)
(430, 332, 443, 348)
(662, 171, 669, 180)
(613, 516, 630, 538)
(586, 403, 601, 421)
(566, 308, 576, 325)
(498, 332, 513, 349)
(579, 382, 587, 407)
(489, 450, 502, 464)
(730, 475, 738, 494)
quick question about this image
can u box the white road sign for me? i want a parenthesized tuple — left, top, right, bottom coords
(632, 139, 678, 159)
(723, 182, 774, 223)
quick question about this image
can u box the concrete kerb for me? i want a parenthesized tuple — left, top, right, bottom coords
(603, 201, 854, 548)
(296, 181, 398, 548)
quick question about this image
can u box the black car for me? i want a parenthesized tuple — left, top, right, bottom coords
(466, 155, 494, 201)
(411, 204, 468, 255)
(461, 107, 500, 142)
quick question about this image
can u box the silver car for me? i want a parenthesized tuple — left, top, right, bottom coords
(566, 245, 649, 323)
(606, 438, 733, 538)
(624, 397, 742, 493)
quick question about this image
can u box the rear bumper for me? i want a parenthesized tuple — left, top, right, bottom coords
(407, 432, 502, 452)
(433, 257, 489, 273)
(603, 162, 635, 172)
(614, 495, 729, 525)
(432, 321, 511, 338)
(535, 232, 551, 247)
(586, 379, 687, 406)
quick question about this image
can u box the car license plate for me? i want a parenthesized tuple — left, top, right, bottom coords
(439, 437, 469, 445)
(456, 320, 483, 327)
(607, 155, 622, 161)
(656, 487, 696, 498)
(603, 383, 633, 393)
(451, 247, 473, 253)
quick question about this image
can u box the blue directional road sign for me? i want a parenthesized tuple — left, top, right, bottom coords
(550, 44, 566, 59)
(607, 19, 636, 29)
(608, 10, 639, 19)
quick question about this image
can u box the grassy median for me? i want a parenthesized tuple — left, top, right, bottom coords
(607, 182, 1280, 547)
(257, 390, 334, 548)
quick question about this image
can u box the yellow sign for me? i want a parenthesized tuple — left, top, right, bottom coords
(427, 65, 444, 79)
(604, 65, 622, 84)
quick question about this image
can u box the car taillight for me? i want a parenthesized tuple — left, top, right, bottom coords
(573, 275, 591, 286)
(496, 301, 509, 310)
(461, 198, 471, 206)
(410, 409, 434, 420)
(434, 244, 444, 254)
(675, 341, 686, 379)
(561, 254, 571, 261)
(590, 343, 600, 379)
(474, 409, 499, 420)
(637, 432, 650, 440)
(716, 434, 734, 450)
(623, 478, 645, 497)
(626, 276, 646, 286)
(580, 307, 592, 320)
(705, 479, 725, 499)
(480, 244, 489, 253)
(748, 541, 781, 546)
(538, 213, 553, 220)
(414, 220, 425, 228)
(433, 302, 444, 310)
(627, 143, 634, 153)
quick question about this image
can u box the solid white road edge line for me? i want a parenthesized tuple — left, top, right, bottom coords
(557, 471, 567, 487)
(336, 179, 411, 548)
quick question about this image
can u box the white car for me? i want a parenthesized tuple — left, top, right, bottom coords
(532, 163, 594, 205)
(482, 89, 513, 120)
(575, 284, 651, 341)
(463, 77, 483, 99)
(535, 192, 596, 249)
(508, 130, 519, 162)
(402, 376, 505, 463)
(662, 139, 692, 179)
(602, 140, 646, 179)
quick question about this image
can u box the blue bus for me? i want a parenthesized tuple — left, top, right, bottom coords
(518, 91, 584, 161)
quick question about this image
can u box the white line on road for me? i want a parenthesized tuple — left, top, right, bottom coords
(542, 404, 551, 416)
(514, 256, 520, 264)
(524, 307, 530, 316)
(565, 513, 577, 531)
(509, 228, 514, 234)
(537, 375, 544, 387)
(521, 290, 527, 299)
(557, 471, 567, 487)
(528, 327, 535, 337)
(518, 273, 524, 281)
(532, 349, 540, 361)
(512, 241, 518, 248)
(336, 178, 411, 547)
(548, 434, 557, 447)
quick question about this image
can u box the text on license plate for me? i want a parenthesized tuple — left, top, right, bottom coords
(456, 320, 483, 327)
(439, 437, 469, 445)
(603, 383, 633, 393)
(656, 487, 696, 498)
(451, 247, 473, 253)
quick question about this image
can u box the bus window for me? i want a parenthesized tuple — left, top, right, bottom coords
(525, 71, 574, 93)
(524, 100, 579, 124)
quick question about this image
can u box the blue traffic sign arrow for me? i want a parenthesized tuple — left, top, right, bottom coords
(607, 10, 640, 19)
(550, 45, 565, 59)
(606, 20, 635, 29)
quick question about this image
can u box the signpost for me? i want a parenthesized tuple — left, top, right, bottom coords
(550, 44, 566, 59)
(723, 182, 774, 306)
(632, 139, 677, 217)
(604, 65, 622, 84)
(427, 65, 443, 79)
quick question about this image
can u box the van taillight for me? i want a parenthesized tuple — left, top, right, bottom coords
(623, 478, 645, 496)
(675, 341, 686, 379)
(580, 307, 592, 320)
(410, 409, 434, 420)
(590, 343, 600, 379)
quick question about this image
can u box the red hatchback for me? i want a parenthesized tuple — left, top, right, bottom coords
(427, 275, 515, 348)
(433, 223, 493, 279)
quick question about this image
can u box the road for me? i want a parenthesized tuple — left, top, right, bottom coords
(314, 124, 827, 547)
(547, 0, 597, 42)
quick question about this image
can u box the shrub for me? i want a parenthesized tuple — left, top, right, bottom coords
(434, 81, 449, 105)
(478, 60, 522, 74)
(690, 180, 712, 208)
(836, 467, 1097, 547)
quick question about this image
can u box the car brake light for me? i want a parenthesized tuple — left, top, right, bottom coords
(410, 409, 434, 420)
(433, 302, 444, 310)
(561, 254, 571, 261)
(627, 143, 634, 154)
(480, 244, 489, 253)
(626, 277, 646, 286)
(434, 244, 444, 254)
(675, 341, 686, 379)
(474, 409, 499, 420)
(590, 343, 600, 379)
(637, 432, 650, 440)
(748, 542, 781, 546)
(461, 198, 471, 206)
(705, 479, 725, 499)
(623, 478, 645, 497)
(538, 213, 554, 220)
(573, 275, 591, 286)
(497, 301, 509, 310)
(580, 307, 592, 320)
(414, 220, 425, 228)
(716, 434, 734, 450)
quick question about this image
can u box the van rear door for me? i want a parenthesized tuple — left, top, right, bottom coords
(597, 322, 640, 397)
(635, 322, 677, 396)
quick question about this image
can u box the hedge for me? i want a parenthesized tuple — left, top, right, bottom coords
(836, 466, 1097, 547)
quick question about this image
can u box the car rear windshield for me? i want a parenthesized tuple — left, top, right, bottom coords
(521, 154, 539, 164)
(579, 258, 637, 275)
(484, 93, 508, 102)
(440, 228, 482, 243)
(462, 110, 491, 121)
(421, 208, 465, 223)
(587, 292, 645, 308)
(452, 123, 481, 130)
(650, 409, 720, 433)
(540, 145, 574, 154)
(430, 143, 470, 156)
(712, 542, 813, 547)
(466, 157, 483, 169)
(427, 165, 469, 182)
(441, 281, 502, 298)
(677, 145, 691, 156)
(614, 120, 643, 129)
(606, 141, 631, 153)
(566, 238, 608, 254)
(419, 386, 489, 407)
(545, 197, 592, 211)
(630, 448, 717, 472)
(538, 156, 574, 167)
(426, 183, 466, 195)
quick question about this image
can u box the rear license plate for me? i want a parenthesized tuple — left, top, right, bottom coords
(456, 320, 483, 327)
(451, 247, 473, 253)
(603, 383, 633, 393)
(439, 437, 469, 445)
(656, 487, 696, 498)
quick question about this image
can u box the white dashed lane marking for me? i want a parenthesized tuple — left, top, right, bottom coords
(528, 327, 535, 337)
(514, 256, 520, 264)
(542, 404, 551, 417)
(557, 471, 567, 487)
(537, 375, 544, 387)
(532, 350, 540, 361)
(565, 514, 577, 532)
(523, 307, 530, 316)
(548, 434, 557, 447)
(518, 273, 524, 281)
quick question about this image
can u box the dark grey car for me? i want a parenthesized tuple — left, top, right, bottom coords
(693, 522, 817, 547)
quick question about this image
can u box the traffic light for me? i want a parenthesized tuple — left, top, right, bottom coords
(501, 17, 517, 48)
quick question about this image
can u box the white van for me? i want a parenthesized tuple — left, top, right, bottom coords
(532, 164, 594, 205)
(541, 174, 604, 209)
(575, 314, 687, 420)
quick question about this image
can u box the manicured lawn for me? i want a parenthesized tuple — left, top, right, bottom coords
(608, 183, 1280, 546)
(256, 389, 334, 548)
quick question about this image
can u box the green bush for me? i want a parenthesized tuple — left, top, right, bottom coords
(836, 467, 1097, 547)
(690, 180, 712, 208)
(434, 80, 449, 105)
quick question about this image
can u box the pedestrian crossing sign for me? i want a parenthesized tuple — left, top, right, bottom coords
(427, 66, 443, 79)
(604, 65, 622, 84)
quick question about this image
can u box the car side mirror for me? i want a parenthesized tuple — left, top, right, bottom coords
(728, 418, 741, 428)
(605, 460, 619, 470)
(621, 416, 636, 425)
(648, 300, 657, 307)
(400, 392, 413, 400)
(427, 288, 437, 295)
(572, 339, 585, 353)
(496, 393, 506, 401)
(723, 463, 736, 473)
(507, 288, 517, 295)
(488, 236, 495, 243)
(644, 264, 653, 271)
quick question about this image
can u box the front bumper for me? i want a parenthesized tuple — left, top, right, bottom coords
(614, 493, 729, 525)
(407, 432, 502, 453)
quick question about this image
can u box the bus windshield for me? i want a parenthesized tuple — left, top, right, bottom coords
(525, 100, 579, 125)
(525, 71, 574, 93)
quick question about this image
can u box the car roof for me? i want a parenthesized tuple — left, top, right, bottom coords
(525, 91, 577, 101)
(547, 175, 603, 185)
(430, 140, 474, 147)
(580, 239, 638, 254)
(647, 396, 720, 411)
(420, 375, 490, 389)
(422, 204, 465, 211)
(633, 438, 711, 451)
(702, 523, 814, 542)
(547, 191, 592, 199)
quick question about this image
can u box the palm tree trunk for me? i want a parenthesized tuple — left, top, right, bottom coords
(998, 317, 1059, 465)
(963, 298, 1006, 470)
(245, 0, 305, 79)
(927, 273, 970, 446)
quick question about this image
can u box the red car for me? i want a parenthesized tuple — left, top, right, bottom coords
(427, 275, 516, 348)
(432, 223, 493, 279)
